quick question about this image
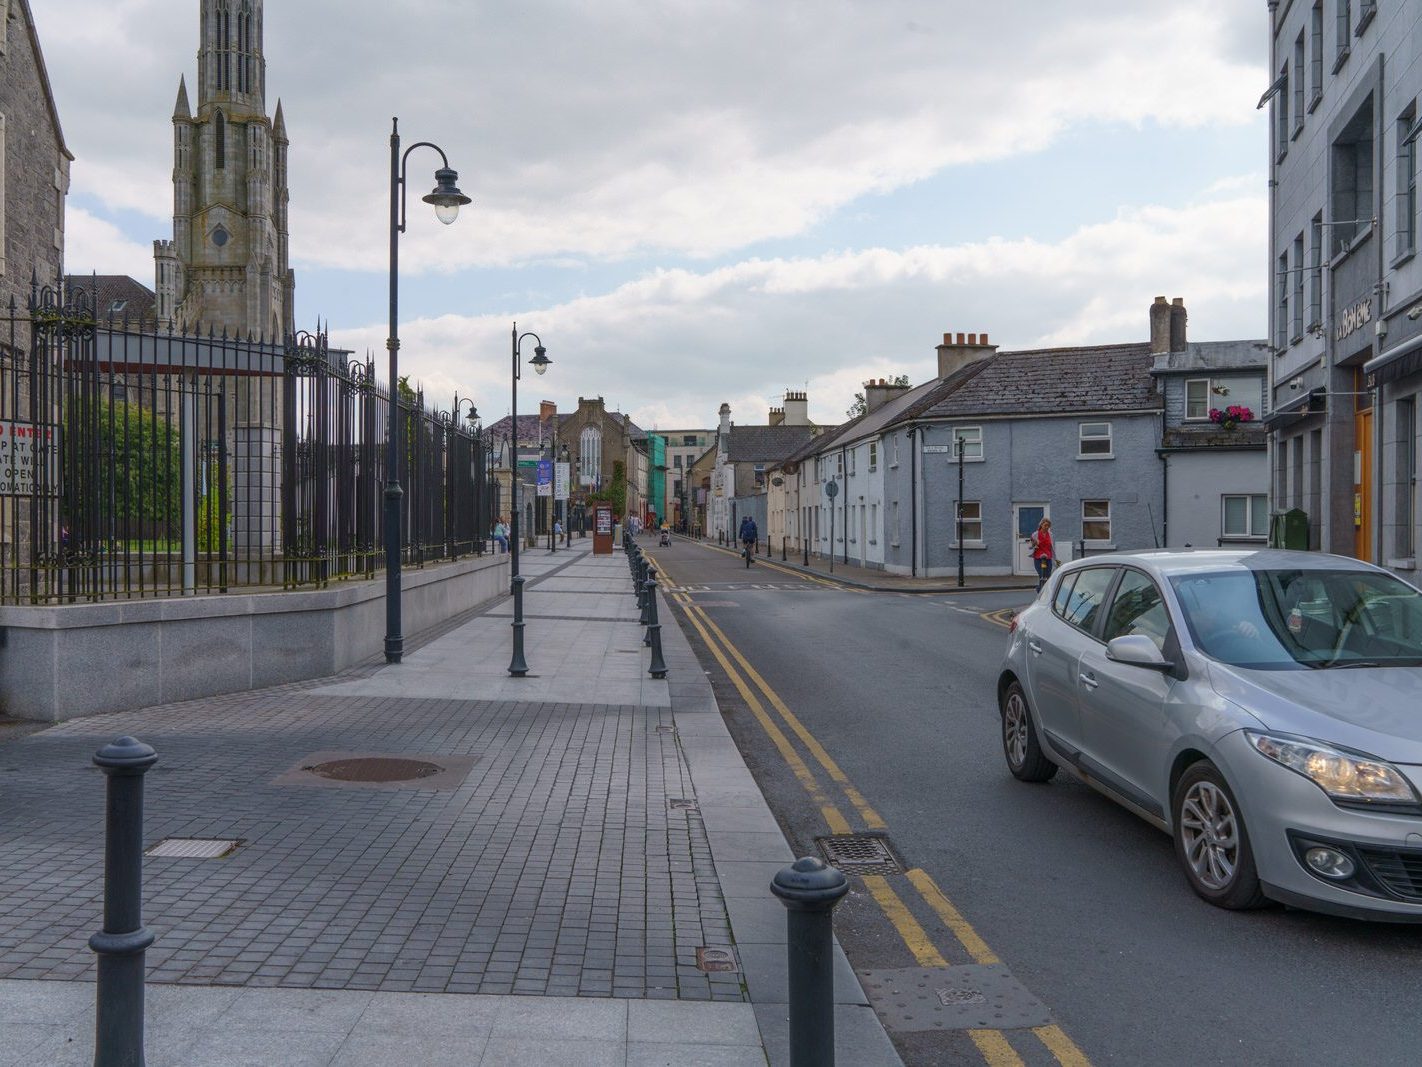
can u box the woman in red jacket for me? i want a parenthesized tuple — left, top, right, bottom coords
(1028, 517, 1055, 591)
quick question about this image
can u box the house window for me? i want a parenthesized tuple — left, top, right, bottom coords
(951, 426, 982, 460)
(848, 450, 855, 476)
(1276, 251, 1289, 347)
(683, 434, 697, 446)
(1222, 494, 1269, 538)
(1309, 213, 1323, 325)
(1186, 378, 1210, 420)
(1082, 500, 1111, 542)
(1331, 97, 1373, 255)
(674, 454, 682, 468)
(1335, 0, 1351, 67)
(754, 464, 765, 488)
(956, 501, 982, 542)
(870, 503, 878, 544)
(1275, 63, 1289, 159)
(891, 500, 900, 546)
(1398, 105, 1418, 260)
(1357, 0, 1376, 34)
(868, 441, 877, 471)
(1309, 2, 1324, 106)
(1078, 422, 1112, 458)
(1293, 32, 1305, 134)
(1292, 232, 1305, 338)
(892, 435, 900, 466)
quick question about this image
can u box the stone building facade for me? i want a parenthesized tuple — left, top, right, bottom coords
(155, 0, 293, 338)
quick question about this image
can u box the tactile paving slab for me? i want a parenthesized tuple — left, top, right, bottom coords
(858, 964, 1053, 1031)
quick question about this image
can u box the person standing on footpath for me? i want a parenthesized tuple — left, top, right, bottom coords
(1028, 517, 1055, 591)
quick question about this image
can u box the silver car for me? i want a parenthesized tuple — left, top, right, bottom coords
(998, 549, 1422, 919)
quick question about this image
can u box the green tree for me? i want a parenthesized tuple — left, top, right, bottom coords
(66, 397, 183, 531)
(846, 374, 911, 418)
(587, 459, 627, 517)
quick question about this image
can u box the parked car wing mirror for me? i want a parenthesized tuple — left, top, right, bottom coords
(1106, 634, 1174, 671)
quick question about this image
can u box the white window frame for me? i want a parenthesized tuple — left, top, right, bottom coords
(1222, 494, 1269, 539)
(955, 500, 983, 545)
(891, 500, 900, 546)
(891, 435, 900, 467)
(1082, 499, 1112, 544)
(1185, 378, 1210, 421)
(1078, 421, 1113, 459)
(951, 426, 983, 462)
(868, 440, 877, 471)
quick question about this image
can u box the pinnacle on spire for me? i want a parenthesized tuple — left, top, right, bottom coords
(273, 99, 287, 141)
(174, 76, 192, 120)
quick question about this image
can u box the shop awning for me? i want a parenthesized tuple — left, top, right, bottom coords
(1363, 331, 1422, 387)
(1261, 386, 1326, 428)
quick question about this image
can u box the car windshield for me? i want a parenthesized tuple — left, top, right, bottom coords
(1169, 568, 1422, 670)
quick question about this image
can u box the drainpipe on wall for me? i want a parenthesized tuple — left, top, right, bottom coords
(1159, 411, 1169, 549)
(909, 426, 918, 577)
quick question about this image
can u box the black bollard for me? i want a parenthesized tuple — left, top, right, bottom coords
(646, 579, 668, 678)
(782, 536, 787, 562)
(508, 574, 529, 676)
(640, 565, 656, 632)
(771, 857, 850, 1067)
(90, 736, 159, 1067)
(803, 539, 809, 567)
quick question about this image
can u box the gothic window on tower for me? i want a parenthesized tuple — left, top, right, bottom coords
(215, 111, 225, 169)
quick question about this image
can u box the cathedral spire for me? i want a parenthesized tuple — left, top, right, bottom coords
(197, 0, 266, 115)
(273, 98, 286, 141)
(174, 75, 192, 120)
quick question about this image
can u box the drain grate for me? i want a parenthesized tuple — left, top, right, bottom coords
(817, 833, 902, 875)
(146, 838, 241, 859)
(304, 757, 442, 783)
(655, 724, 677, 734)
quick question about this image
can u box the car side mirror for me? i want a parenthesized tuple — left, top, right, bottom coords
(1105, 634, 1174, 671)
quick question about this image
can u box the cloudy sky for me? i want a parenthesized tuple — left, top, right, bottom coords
(39, 1, 1267, 430)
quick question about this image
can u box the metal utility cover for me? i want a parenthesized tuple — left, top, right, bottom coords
(146, 838, 241, 859)
(817, 833, 902, 875)
(668, 798, 700, 813)
(858, 965, 1053, 1031)
(696, 946, 739, 973)
(273, 751, 477, 791)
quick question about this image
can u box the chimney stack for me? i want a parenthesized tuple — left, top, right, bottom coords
(782, 390, 809, 425)
(936, 331, 997, 380)
(863, 377, 912, 414)
(768, 405, 785, 426)
(1169, 297, 1188, 352)
(1149, 296, 1172, 353)
(718, 402, 732, 437)
(539, 400, 557, 423)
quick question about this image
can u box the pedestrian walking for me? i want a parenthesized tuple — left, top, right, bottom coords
(1028, 517, 1055, 591)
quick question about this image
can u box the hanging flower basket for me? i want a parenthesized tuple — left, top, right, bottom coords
(1208, 405, 1255, 432)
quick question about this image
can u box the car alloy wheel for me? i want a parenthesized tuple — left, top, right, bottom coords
(999, 680, 1056, 783)
(1170, 761, 1268, 910)
(1179, 780, 1238, 890)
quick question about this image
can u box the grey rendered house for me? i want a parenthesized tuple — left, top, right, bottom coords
(1149, 298, 1272, 548)
(878, 335, 1165, 577)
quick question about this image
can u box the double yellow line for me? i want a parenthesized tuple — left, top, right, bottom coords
(700, 540, 859, 592)
(652, 551, 1090, 1067)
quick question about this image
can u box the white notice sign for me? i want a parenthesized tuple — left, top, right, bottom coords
(0, 420, 57, 496)
(555, 462, 570, 501)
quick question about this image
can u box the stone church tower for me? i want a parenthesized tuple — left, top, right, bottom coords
(154, 0, 294, 338)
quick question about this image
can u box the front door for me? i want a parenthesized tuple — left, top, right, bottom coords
(1355, 407, 1373, 562)
(1014, 503, 1048, 576)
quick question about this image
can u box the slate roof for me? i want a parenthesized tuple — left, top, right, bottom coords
(64, 275, 158, 323)
(896, 342, 1161, 424)
(724, 424, 818, 463)
(484, 410, 647, 445)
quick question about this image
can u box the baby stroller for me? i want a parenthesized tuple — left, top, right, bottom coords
(658, 528, 671, 547)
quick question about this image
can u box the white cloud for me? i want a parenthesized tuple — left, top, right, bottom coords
(330, 189, 1267, 428)
(64, 208, 156, 281)
(37, 0, 1265, 272)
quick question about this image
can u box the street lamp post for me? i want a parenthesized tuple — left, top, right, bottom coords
(508, 323, 550, 677)
(453, 393, 480, 551)
(384, 117, 470, 664)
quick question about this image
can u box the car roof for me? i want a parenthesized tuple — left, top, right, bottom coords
(1059, 549, 1389, 580)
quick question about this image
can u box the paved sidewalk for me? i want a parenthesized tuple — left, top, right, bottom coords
(0, 540, 900, 1065)
(686, 535, 1038, 593)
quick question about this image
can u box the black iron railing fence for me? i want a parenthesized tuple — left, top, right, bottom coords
(0, 278, 491, 604)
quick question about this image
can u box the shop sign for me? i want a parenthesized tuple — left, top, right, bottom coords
(1335, 297, 1372, 343)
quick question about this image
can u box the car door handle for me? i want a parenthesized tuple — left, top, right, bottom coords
(1028, 640, 1043, 655)
(1079, 672, 1099, 690)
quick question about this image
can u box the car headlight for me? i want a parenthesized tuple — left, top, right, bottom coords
(1247, 732, 1421, 807)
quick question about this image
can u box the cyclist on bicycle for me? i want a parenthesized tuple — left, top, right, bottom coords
(738, 516, 758, 560)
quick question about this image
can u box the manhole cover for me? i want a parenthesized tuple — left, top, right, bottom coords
(304, 757, 443, 783)
(146, 838, 241, 859)
(696, 946, 739, 973)
(817, 833, 902, 875)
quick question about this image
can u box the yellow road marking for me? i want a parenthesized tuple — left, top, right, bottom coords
(1033, 1026, 1093, 1067)
(982, 607, 1017, 630)
(691, 607, 887, 831)
(656, 549, 1089, 1067)
(905, 868, 1000, 966)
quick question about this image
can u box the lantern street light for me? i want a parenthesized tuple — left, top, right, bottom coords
(383, 117, 471, 664)
(508, 324, 550, 677)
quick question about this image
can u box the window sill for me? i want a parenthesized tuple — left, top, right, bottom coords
(1292, 121, 1305, 142)
(1080, 541, 1117, 551)
(1387, 557, 1416, 571)
(1332, 47, 1350, 75)
(1275, 145, 1288, 165)
(1391, 249, 1416, 271)
(948, 540, 987, 551)
(1356, 8, 1376, 35)
(1307, 90, 1323, 114)
(1077, 453, 1114, 460)
(1329, 229, 1371, 269)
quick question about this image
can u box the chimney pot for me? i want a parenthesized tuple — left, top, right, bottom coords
(967, 333, 977, 345)
(956, 333, 965, 344)
(981, 333, 989, 345)
(943, 333, 952, 345)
